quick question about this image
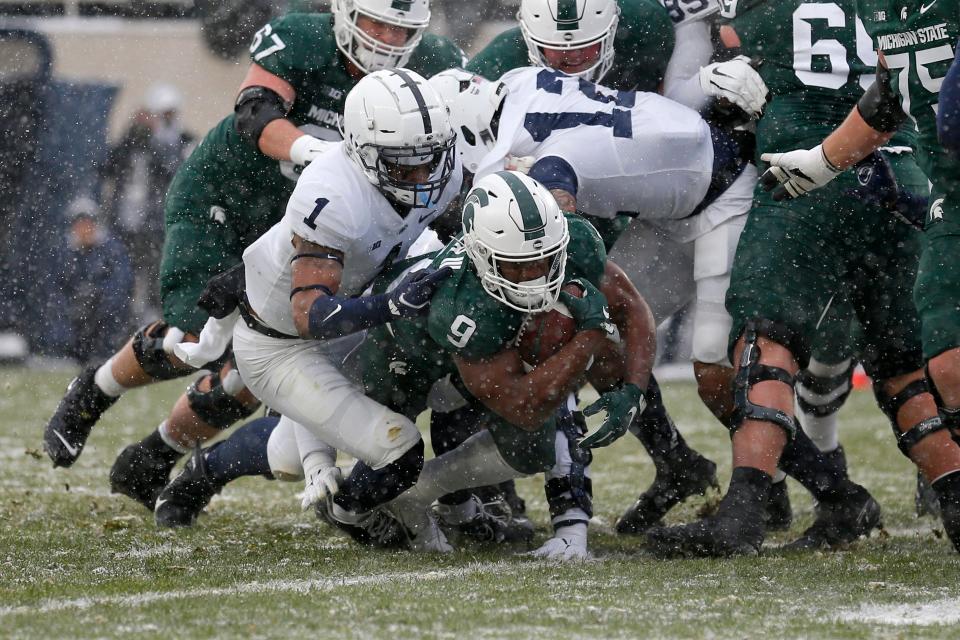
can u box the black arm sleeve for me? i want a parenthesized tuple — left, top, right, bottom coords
(856, 64, 908, 133)
(234, 85, 291, 148)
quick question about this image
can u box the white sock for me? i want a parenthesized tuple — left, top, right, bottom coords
(94, 358, 127, 397)
(795, 357, 850, 453)
(158, 421, 190, 455)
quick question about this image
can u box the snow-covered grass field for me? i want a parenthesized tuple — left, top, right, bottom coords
(2, 366, 959, 639)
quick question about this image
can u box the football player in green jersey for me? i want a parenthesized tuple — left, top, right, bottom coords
(756, 0, 960, 552)
(371, 170, 658, 552)
(42, 0, 466, 511)
(645, 0, 957, 556)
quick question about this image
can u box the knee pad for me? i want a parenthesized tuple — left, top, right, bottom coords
(132, 322, 192, 380)
(266, 417, 303, 481)
(187, 371, 260, 430)
(796, 358, 854, 418)
(544, 409, 593, 527)
(730, 320, 799, 439)
(874, 377, 948, 456)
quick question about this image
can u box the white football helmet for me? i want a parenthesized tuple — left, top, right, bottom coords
(429, 69, 507, 174)
(519, 0, 620, 83)
(462, 171, 569, 313)
(332, 0, 430, 73)
(341, 68, 456, 207)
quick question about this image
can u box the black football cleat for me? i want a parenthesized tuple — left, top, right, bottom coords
(444, 495, 535, 544)
(785, 481, 882, 551)
(315, 497, 407, 549)
(43, 367, 117, 467)
(615, 454, 718, 535)
(765, 480, 793, 531)
(155, 447, 221, 528)
(916, 472, 941, 518)
(110, 440, 179, 511)
(646, 512, 765, 558)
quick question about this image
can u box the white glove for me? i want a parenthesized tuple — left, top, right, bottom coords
(759, 144, 843, 200)
(173, 311, 238, 368)
(300, 466, 341, 511)
(505, 155, 536, 174)
(699, 55, 769, 119)
(528, 524, 589, 562)
(289, 134, 332, 171)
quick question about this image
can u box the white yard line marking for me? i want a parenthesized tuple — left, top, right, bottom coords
(835, 598, 960, 626)
(0, 562, 510, 618)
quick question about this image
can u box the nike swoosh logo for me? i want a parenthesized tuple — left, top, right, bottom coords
(321, 304, 342, 324)
(920, 0, 937, 13)
(155, 498, 167, 512)
(418, 212, 434, 223)
(52, 430, 79, 458)
(398, 293, 428, 310)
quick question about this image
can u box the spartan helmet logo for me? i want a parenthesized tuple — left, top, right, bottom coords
(461, 187, 490, 233)
(930, 197, 945, 222)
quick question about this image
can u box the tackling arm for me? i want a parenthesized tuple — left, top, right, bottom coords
(289, 235, 451, 340)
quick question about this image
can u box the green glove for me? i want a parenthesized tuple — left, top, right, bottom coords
(558, 278, 614, 334)
(580, 382, 646, 449)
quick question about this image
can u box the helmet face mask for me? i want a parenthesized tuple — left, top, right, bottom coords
(360, 137, 457, 207)
(333, 0, 430, 73)
(342, 69, 457, 208)
(428, 69, 508, 174)
(519, 0, 620, 83)
(462, 171, 569, 313)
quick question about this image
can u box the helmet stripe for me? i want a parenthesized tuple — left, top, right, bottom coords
(390, 0, 414, 9)
(498, 171, 546, 240)
(556, 0, 580, 31)
(391, 68, 432, 135)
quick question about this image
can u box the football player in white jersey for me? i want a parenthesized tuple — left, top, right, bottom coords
(172, 69, 462, 546)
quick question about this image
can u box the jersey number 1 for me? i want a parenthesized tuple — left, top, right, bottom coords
(302, 198, 329, 230)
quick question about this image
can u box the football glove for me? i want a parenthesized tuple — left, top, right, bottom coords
(759, 144, 842, 200)
(844, 152, 927, 230)
(300, 466, 342, 511)
(387, 266, 453, 318)
(558, 279, 614, 334)
(289, 134, 334, 172)
(699, 55, 770, 119)
(580, 382, 646, 449)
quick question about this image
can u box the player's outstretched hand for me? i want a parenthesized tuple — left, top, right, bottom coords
(580, 382, 646, 449)
(388, 266, 453, 318)
(699, 55, 769, 119)
(759, 144, 842, 200)
(557, 279, 614, 334)
(300, 466, 341, 511)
